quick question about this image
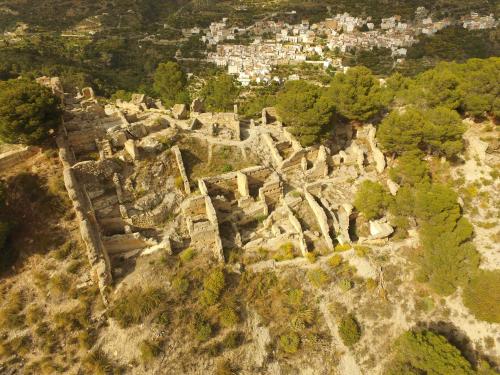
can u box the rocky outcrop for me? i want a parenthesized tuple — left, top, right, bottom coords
(369, 220, 394, 239)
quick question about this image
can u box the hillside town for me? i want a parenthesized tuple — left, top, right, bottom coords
(198, 8, 497, 85)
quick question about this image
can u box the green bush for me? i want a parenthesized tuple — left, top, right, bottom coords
(219, 306, 239, 328)
(307, 268, 329, 288)
(194, 317, 212, 342)
(273, 242, 295, 261)
(178, 247, 195, 263)
(200, 268, 225, 306)
(110, 286, 166, 328)
(172, 276, 189, 296)
(463, 270, 500, 323)
(328, 254, 343, 268)
(338, 314, 361, 347)
(385, 330, 474, 375)
(339, 279, 353, 292)
(354, 180, 391, 220)
(279, 331, 300, 354)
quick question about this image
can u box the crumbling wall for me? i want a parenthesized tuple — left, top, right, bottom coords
(0, 146, 39, 171)
(181, 195, 225, 262)
(304, 190, 334, 250)
(60, 150, 112, 304)
(171, 145, 191, 194)
(102, 233, 156, 254)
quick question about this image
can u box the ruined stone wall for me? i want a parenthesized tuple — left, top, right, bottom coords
(57, 128, 112, 304)
(203, 173, 239, 199)
(304, 190, 334, 250)
(102, 233, 155, 255)
(193, 112, 240, 140)
(0, 146, 38, 171)
(171, 145, 191, 195)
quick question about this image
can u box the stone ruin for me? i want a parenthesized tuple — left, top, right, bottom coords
(37, 76, 391, 302)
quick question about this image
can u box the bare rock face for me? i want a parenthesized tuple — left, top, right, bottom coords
(369, 220, 394, 239)
(172, 104, 188, 120)
(372, 147, 386, 173)
(387, 179, 400, 196)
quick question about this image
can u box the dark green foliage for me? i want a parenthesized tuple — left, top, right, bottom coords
(326, 66, 390, 122)
(378, 107, 464, 158)
(0, 79, 62, 145)
(422, 107, 464, 157)
(200, 74, 240, 112)
(385, 330, 474, 375)
(389, 151, 430, 186)
(393, 58, 499, 119)
(406, 26, 498, 63)
(414, 67, 463, 110)
(110, 287, 166, 328)
(153, 61, 188, 107)
(415, 184, 479, 295)
(338, 314, 361, 347)
(463, 270, 500, 323)
(378, 108, 425, 155)
(276, 80, 332, 146)
(343, 47, 394, 75)
(354, 180, 391, 220)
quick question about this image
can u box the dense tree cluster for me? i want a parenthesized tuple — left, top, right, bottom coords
(385, 330, 475, 375)
(0, 79, 62, 145)
(153, 62, 189, 107)
(393, 58, 499, 118)
(326, 66, 391, 122)
(199, 74, 240, 112)
(276, 67, 389, 146)
(378, 106, 465, 159)
(275, 81, 332, 146)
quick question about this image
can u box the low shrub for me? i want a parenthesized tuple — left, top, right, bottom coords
(339, 279, 353, 292)
(139, 340, 161, 363)
(305, 252, 317, 263)
(279, 331, 300, 354)
(179, 248, 196, 263)
(82, 349, 118, 375)
(354, 245, 371, 257)
(328, 254, 343, 268)
(0, 290, 25, 329)
(307, 268, 329, 288)
(222, 331, 243, 349)
(219, 306, 239, 328)
(334, 243, 351, 252)
(172, 276, 189, 296)
(338, 314, 361, 347)
(273, 242, 295, 261)
(110, 287, 166, 328)
(200, 268, 225, 306)
(194, 317, 212, 342)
